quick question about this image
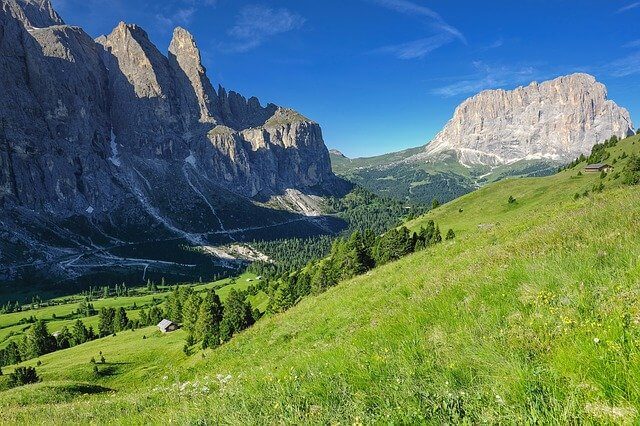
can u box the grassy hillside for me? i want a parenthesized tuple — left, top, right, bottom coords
(330, 146, 559, 205)
(1, 137, 640, 424)
(0, 273, 265, 351)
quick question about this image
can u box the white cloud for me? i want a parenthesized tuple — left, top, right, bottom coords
(223, 5, 305, 53)
(371, 0, 465, 43)
(430, 62, 538, 97)
(608, 51, 640, 77)
(375, 34, 454, 60)
(369, 0, 465, 60)
(155, 7, 195, 31)
(617, 2, 640, 13)
(623, 39, 640, 48)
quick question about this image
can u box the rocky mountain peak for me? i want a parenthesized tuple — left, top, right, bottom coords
(420, 73, 634, 166)
(169, 26, 218, 124)
(2, 0, 63, 28)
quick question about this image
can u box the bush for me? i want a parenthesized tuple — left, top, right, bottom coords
(8, 366, 39, 387)
(508, 196, 517, 204)
(446, 229, 456, 240)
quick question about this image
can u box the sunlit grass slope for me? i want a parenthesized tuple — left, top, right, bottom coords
(2, 138, 640, 424)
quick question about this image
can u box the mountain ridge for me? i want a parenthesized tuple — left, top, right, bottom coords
(418, 73, 633, 166)
(330, 73, 634, 205)
(0, 0, 345, 286)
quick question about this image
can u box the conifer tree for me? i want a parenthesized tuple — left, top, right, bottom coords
(98, 307, 116, 336)
(181, 293, 202, 339)
(195, 290, 223, 348)
(114, 307, 129, 332)
(23, 320, 54, 358)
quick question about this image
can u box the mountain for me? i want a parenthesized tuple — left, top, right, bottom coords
(0, 0, 346, 287)
(418, 73, 634, 166)
(4, 133, 640, 424)
(331, 73, 634, 204)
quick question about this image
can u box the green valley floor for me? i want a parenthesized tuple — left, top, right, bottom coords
(2, 137, 640, 424)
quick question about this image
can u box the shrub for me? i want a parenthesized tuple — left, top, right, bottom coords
(8, 366, 39, 387)
(508, 196, 517, 204)
(446, 229, 456, 240)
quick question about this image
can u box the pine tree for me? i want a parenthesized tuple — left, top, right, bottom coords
(55, 326, 73, 349)
(147, 306, 164, 325)
(195, 290, 223, 348)
(221, 290, 254, 341)
(445, 229, 456, 240)
(72, 319, 89, 345)
(181, 293, 202, 339)
(114, 307, 129, 332)
(98, 307, 116, 337)
(165, 286, 183, 322)
(270, 280, 295, 313)
(23, 320, 55, 358)
(138, 308, 149, 326)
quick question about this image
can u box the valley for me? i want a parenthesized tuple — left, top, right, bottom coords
(2, 0, 640, 423)
(2, 133, 640, 423)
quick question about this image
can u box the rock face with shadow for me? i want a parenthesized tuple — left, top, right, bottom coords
(0, 0, 343, 286)
(418, 73, 634, 167)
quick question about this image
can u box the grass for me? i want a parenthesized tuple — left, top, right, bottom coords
(0, 273, 262, 350)
(1, 137, 639, 424)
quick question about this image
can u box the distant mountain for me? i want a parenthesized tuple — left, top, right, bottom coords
(331, 73, 634, 204)
(418, 73, 633, 166)
(0, 0, 346, 287)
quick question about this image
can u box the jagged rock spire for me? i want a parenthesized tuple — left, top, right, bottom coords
(2, 0, 63, 28)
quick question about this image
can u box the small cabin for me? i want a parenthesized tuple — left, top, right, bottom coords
(157, 319, 179, 333)
(585, 163, 613, 173)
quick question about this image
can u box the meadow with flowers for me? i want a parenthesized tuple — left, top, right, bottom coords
(1, 136, 640, 423)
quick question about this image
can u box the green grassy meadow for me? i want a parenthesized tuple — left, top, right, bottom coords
(0, 273, 262, 350)
(1, 137, 639, 424)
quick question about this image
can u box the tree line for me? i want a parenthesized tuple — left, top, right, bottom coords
(265, 221, 452, 314)
(161, 283, 259, 349)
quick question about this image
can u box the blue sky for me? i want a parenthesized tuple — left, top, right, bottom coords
(52, 0, 640, 157)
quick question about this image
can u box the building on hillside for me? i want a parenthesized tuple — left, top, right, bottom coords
(157, 319, 179, 333)
(585, 163, 613, 173)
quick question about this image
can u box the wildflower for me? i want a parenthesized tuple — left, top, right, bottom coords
(593, 337, 600, 344)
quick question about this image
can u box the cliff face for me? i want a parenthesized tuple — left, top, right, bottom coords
(0, 0, 339, 285)
(421, 74, 634, 166)
(0, 0, 335, 212)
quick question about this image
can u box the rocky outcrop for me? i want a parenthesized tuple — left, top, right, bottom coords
(0, 1, 340, 285)
(420, 74, 634, 166)
(2, 0, 62, 28)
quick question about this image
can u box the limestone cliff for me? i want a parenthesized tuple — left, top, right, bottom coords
(0, 0, 340, 285)
(420, 74, 634, 166)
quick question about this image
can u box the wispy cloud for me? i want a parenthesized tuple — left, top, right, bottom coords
(623, 39, 640, 48)
(223, 5, 305, 53)
(483, 39, 504, 50)
(155, 7, 195, 30)
(617, 2, 640, 13)
(374, 34, 454, 59)
(608, 51, 640, 77)
(430, 61, 539, 97)
(370, 0, 465, 59)
(371, 0, 465, 43)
